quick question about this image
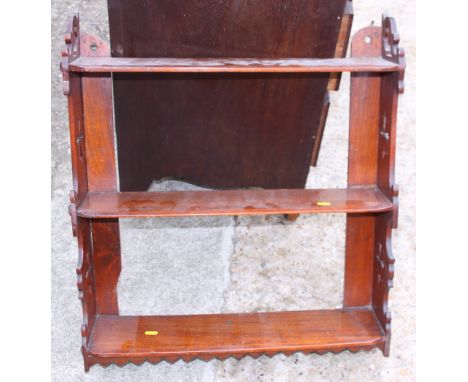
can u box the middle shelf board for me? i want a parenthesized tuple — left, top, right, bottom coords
(77, 187, 393, 219)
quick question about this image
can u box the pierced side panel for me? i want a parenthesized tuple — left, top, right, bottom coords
(382, 14, 406, 94)
(372, 15, 404, 355)
(75, 216, 96, 359)
(61, 15, 88, 201)
(378, 71, 401, 228)
(345, 19, 404, 349)
(373, 212, 395, 356)
(378, 16, 405, 227)
(62, 17, 96, 372)
(61, 15, 121, 371)
(61, 14, 80, 96)
(77, 25, 122, 318)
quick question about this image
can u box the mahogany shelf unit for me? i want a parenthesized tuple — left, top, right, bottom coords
(61, 11, 405, 372)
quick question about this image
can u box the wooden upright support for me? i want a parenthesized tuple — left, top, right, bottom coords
(344, 16, 405, 356)
(81, 71, 121, 316)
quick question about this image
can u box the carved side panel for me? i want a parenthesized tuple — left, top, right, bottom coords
(61, 15, 80, 96)
(61, 15, 96, 372)
(372, 15, 405, 356)
(373, 212, 395, 356)
(62, 13, 122, 370)
(79, 29, 122, 317)
(69, 191, 96, 373)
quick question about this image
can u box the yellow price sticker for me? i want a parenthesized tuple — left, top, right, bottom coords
(144, 331, 159, 336)
(317, 202, 331, 206)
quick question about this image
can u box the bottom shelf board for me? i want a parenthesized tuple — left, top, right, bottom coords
(88, 309, 384, 360)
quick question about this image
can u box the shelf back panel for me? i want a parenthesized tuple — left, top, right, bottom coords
(107, 0, 347, 191)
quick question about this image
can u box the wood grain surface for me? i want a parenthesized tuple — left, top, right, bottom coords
(77, 187, 393, 218)
(89, 309, 384, 359)
(108, 0, 347, 191)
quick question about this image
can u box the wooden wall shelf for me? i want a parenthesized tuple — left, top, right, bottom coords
(61, 9, 405, 372)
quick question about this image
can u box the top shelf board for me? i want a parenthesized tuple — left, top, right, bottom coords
(68, 57, 399, 74)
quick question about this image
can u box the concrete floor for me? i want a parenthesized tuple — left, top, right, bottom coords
(51, 1, 416, 381)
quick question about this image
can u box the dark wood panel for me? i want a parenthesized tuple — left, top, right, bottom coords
(107, 0, 347, 191)
(77, 188, 392, 218)
(108, 0, 348, 59)
(89, 309, 384, 359)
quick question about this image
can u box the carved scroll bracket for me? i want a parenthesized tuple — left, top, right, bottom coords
(382, 14, 406, 94)
(61, 14, 80, 95)
(61, 14, 111, 96)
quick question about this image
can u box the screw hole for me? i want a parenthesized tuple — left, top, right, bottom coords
(364, 36, 372, 44)
(90, 42, 98, 52)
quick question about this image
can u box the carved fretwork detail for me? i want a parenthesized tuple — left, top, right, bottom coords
(71, 189, 96, 371)
(397, 48, 406, 94)
(69, 190, 78, 237)
(392, 185, 400, 229)
(382, 14, 406, 94)
(61, 14, 80, 95)
(75, 216, 96, 372)
(72, 188, 97, 372)
(382, 15, 399, 63)
(82, 345, 384, 371)
(373, 213, 396, 356)
(71, 184, 95, 370)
